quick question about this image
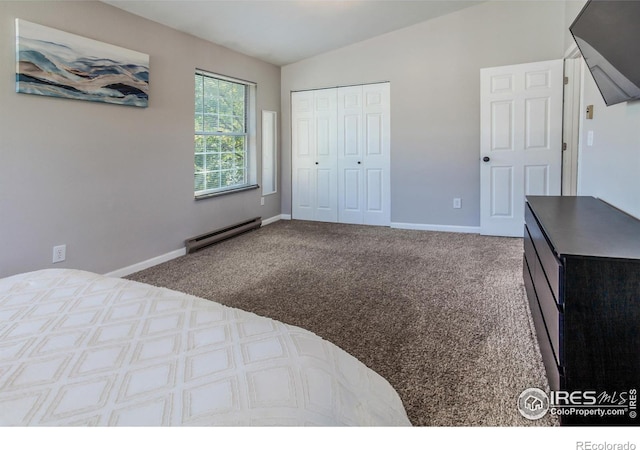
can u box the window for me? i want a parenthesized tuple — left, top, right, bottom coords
(194, 71, 256, 197)
(261, 110, 277, 196)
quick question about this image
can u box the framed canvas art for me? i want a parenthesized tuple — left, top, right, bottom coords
(15, 19, 149, 107)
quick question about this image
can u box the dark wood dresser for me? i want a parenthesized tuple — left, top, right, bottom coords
(523, 196, 640, 425)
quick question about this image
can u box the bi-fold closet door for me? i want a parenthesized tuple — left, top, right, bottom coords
(291, 83, 390, 225)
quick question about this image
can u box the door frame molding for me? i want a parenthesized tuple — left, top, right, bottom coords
(562, 44, 583, 196)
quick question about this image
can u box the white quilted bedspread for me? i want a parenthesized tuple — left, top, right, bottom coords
(0, 269, 410, 426)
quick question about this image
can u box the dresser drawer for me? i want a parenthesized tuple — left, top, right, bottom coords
(524, 225, 536, 278)
(523, 255, 561, 392)
(525, 203, 563, 304)
(534, 265, 563, 367)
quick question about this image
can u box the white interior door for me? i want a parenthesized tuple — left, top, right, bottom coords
(480, 59, 563, 237)
(292, 89, 338, 222)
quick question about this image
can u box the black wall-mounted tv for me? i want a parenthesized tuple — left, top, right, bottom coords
(570, 0, 640, 106)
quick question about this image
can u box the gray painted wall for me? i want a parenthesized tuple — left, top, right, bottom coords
(281, 1, 568, 228)
(577, 68, 640, 219)
(0, 1, 281, 278)
(565, 1, 587, 50)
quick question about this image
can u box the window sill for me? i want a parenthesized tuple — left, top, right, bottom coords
(195, 184, 259, 200)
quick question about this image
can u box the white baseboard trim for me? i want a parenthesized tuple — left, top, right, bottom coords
(106, 214, 293, 278)
(261, 214, 291, 226)
(261, 214, 284, 226)
(104, 248, 186, 278)
(391, 222, 480, 234)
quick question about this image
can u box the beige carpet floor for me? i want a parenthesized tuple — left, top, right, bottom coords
(127, 220, 557, 426)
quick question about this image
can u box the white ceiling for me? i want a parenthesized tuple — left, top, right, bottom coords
(102, 0, 484, 66)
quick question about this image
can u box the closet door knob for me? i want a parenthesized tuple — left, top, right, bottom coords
(357, 161, 361, 165)
(315, 162, 319, 165)
(482, 156, 490, 162)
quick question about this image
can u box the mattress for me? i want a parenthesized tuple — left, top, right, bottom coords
(0, 269, 410, 426)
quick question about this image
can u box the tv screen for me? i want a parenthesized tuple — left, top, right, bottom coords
(570, 0, 640, 106)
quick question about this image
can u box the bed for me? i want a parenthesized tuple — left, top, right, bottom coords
(0, 269, 410, 426)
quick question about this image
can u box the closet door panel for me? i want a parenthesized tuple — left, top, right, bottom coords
(316, 168, 336, 221)
(362, 83, 391, 226)
(366, 169, 384, 212)
(343, 115, 361, 156)
(314, 89, 338, 222)
(338, 86, 365, 224)
(365, 113, 382, 156)
(340, 168, 362, 224)
(292, 89, 338, 222)
(294, 169, 315, 220)
(292, 91, 316, 221)
(316, 117, 332, 157)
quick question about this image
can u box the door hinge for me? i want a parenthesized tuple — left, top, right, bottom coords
(562, 142, 567, 151)
(564, 76, 569, 85)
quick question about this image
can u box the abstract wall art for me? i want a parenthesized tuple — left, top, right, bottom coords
(15, 19, 149, 108)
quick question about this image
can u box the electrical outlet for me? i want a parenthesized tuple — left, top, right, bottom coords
(260, 197, 265, 206)
(53, 245, 66, 263)
(453, 198, 462, 209)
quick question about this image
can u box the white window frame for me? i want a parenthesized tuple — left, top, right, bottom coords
(194, 70, 257, 199)
(261, 110, 278, 196)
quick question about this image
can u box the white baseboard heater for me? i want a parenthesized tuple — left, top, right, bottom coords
(185, 217, 262, 254)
